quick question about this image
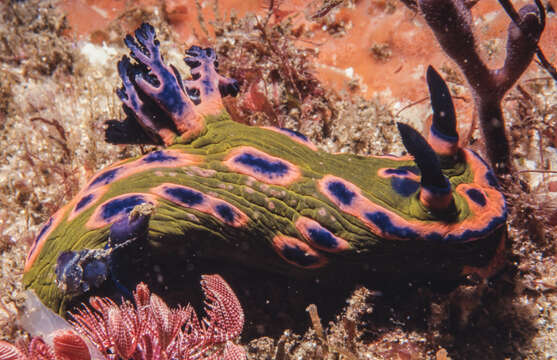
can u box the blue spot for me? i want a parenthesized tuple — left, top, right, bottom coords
(485, 171, 499, 188)
(165, 187, 204, 206)
(142, 151, 177, 163)
(470, 150, 499, 188)
(109, 211, 150, 245)
(391, 177, 420, 197)
(364, 211, 419, 239)
(327, 181, 355, 205)
(101, 195, 146, 220)
(399, 166, 420, 175)
(215, 204, 235, 223)
(75, 194, 94, 211)
(444, 214, 507, 243)
(35, 217, 53, 244)
(384, 168, 409, 176)
(29, 217, 53, 257)
(466, 188, 486, 206)
(307, 227, 338, 248)
(234, 153, 289, 178)
(384, 166, 420, 176)
(89, 168, 121, 188)
(470, 150, 487, 164)
(282, 245, 320, 267)
(425, 232, 443, 241)
(383, 166, 421, 179)
(279, 128, 309, 142)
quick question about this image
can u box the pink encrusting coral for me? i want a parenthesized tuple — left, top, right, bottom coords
(0, 275, 246, 360)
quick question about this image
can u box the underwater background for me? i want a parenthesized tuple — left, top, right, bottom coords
(1, 0, 557, 358)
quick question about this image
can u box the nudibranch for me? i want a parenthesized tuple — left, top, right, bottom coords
(23, 23, 507, 315)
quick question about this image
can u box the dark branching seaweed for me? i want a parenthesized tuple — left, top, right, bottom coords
(418, 0, 546, 179)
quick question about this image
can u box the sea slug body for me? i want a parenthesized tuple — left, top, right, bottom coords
(23, 23, 507, 315)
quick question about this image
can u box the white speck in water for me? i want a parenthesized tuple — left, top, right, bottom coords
(80, 42, 117, 67)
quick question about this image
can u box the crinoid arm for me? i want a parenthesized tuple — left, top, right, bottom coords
(106, 23, 238, 146)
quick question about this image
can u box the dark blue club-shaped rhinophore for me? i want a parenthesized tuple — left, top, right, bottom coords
(426, 66, 458, 140)
(396, 122, 449, 192)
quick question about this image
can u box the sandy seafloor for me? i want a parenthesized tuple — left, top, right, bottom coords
(1, 0, 557, 358)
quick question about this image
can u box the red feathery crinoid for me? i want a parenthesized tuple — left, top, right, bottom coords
(69, 274, 245, 360)
(0, 340, 24, 360)
(0, 331, 90, 360)
(52, 330, 91, 360)
(200, 273, 245, 343)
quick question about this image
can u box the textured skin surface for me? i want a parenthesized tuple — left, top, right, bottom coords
(23, 24, 507, 315)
